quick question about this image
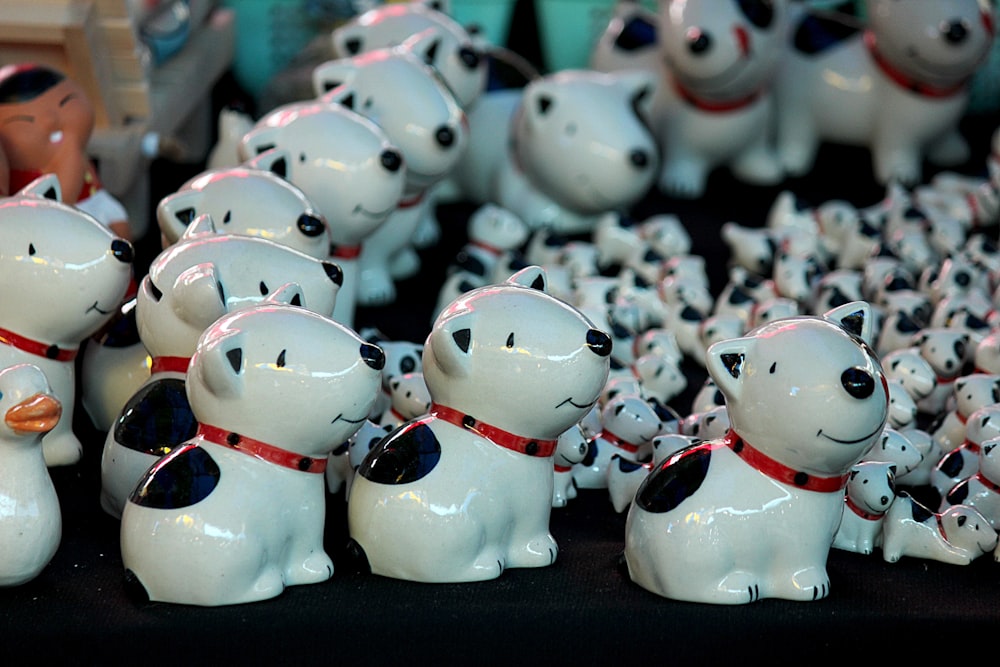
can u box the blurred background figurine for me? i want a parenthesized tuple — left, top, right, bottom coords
(0, 63, 131, 240)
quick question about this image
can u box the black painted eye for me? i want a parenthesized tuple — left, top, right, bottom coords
(738, 0, 775, 29)
(941, 19, 970, 45)
(276, 349, 286, 368)
(400, 356, 417, 374)
(299, 152, 306, 163)
(223, 210, 232, 224)
(506, 333, 515, 348)
(28, 243, 35, 256)
(842, 367, 875, 399)
(769, 362, 776, 374)
(259, 281, 268, 296)
(686, 28, 711, 54)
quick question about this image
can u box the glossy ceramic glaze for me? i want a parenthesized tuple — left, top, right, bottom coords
(0, 175, 133, 466)
(119, 303, 384, 606)
(347, 266, 611, 582)
(0, 363, 62, 586)
(624, 302, 889, 604)
(99, 216, 344, 519)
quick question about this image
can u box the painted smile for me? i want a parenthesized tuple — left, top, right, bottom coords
(353, 203, 396, 219)
(555, 396, 595, 410)
(817, 425, 883, 445)
(332, 413, 368, 425)
(86, 301, 111, 315)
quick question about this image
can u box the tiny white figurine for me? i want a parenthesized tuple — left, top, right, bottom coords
(624, 302, 888, 604)
(347, 266, 612, 583)
(379, 371, 431, 429)
(930, 403, 1000, 502)
(552, 423, 589, 509)
(832, 460, 896, 556)
(572, 393, 663, 490)
(775, 0, 996, 185)
(0, 363, 63, 586)
(941, 437, 1000, 529)
(653, 0, 789, 198)
(881, 492, 997, 565)
(0, 175, 133, 466)
(120, 303, 384, 606)
(100, 216, 345, 519)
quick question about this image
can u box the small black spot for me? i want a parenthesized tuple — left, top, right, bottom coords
(462, 415, 476, 429)
(769, 362, 776, 374)
(45, 345, 60, 359)
(227, 432, 240, 446)
(794, 472, 809, 486)
(525, 442, 539, 456)
(298, 457, 314, 471)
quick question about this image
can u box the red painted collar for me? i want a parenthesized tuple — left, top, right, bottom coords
(150, 356, 190, 375)
(469, 240, 503, 257)
(430, 402, 557, 457)
(197, 423, 327, 473)
(723, 429, 850, 492)
(845, 494, 886, 521)
(974, 470, 1000, 494)
(671, 75, 763, 112)
(330, 244, 362, 260)
(398, 191, 426, 209)
(0, 327, 77, 362)
(960, 438, 981, 454)
(598, 429, 640, 454)
(864, 31, 967, 98)
(554, 463, 573, 473)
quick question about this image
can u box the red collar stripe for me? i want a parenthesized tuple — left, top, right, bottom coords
(960, 438, 981, 454)
(554, 464, 573, 473)
(330, 244, 362, 259)
(599, 429, 640, 454)
(671, 75, 762, 112)
(845, 495, 886, 521)
(974, 471, 1000, 493)
(469, 240, 503, 257)
(197, 423, 327, 473)
(398, 191, 426, 209)
(0, 327, 76, 362)
(723, 429, 850, 492)
(430, 402, 557, 457)
(150, 356, 190, 375)
(865, 31, 966, 98)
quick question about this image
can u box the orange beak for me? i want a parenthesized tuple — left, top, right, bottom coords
(5, 393, 62, 434)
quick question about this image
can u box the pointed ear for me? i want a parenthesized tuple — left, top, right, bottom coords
(706, 337, 754, 402)
(401, 26, 445, 64)
(172, 262, 228, 329)
(319, 85, 357, 111)
(156, 189, 201, 245)
(238, 125, 280, 163)
(824, 301, 874, 345)
(331, 23, 366, 57)
(180, 213, 218, 240)
(195, 326, 246, 400)
(505, 265, 548, 292)
(264, 282, 307, 309)
(428, 310, 473, 378)
(522, 80, 557, 129)
(17, 173, 62, 201)
(615, 68, 657, 121)
(244, 148, 291, 180)
(312, 58, 359, 98)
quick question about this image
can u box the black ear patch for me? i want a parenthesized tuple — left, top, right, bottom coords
(536, 94, 554, 115)
(174, 207, 197, 225)
(339, 93, 355, 110)
(529, 274, 546, 291)
(268, 157, 287, 179)
(839, 309, 866, 338)
(254, 142, 276, 155)
(226, 348, 243, 374)
(720, 353, 745, 379)
(423, 38, 441, 64)
(452, 328, 471, 353)
(343, 37, 363, 55)
(42, 186, 58, 200)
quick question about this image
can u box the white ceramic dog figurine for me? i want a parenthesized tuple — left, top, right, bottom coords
(881, 492, 997, 565)
(347, 266, 612, 582)
(120, 303, 384, 606)
(775, 0, 996, 185)
(653, 0, 789, 198)
(832, 460, 896, 556)
(0, 364, 63, 586)
(100, 216, 345, 519)
(552, 423, 589, 509)
(625, 302, 888, 604)
(0, 175, 133, 466)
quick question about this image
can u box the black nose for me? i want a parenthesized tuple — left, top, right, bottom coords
(361, 343, 386, 371)
(955, 270, 971, 287)
(841, 367, 875, 399)
(629, 149, 650, 169)
(380, 149, 403, 172)
(586, 329, 613, 357)
(943, 20, 969, 44)
(458, 45, 480, 69)
(688, 29, 711, 54)
(323, 261, 344, 287)
(435, 125, 456, 148)
(297, 213, 326, 238)
(111, 239, 134, 264)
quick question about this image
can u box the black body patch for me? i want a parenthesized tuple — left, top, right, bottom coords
(945, 479, 971, 506)
(114, 378, 198, 456)
(614, 455, 645, 474)
(936, 449, 967, 479)
(129, 444, 221, 509)
(792, 4, 861, 55)
(613, 15, 657, 52)
(357, 421, 442, 485)
(634, 443, 713, 514)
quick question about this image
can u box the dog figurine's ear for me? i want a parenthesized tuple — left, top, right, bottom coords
(193, 325, 246, 401)
(17, 173, 62, 202)
(426, 310, 473, 379)
(825, 301, 874, 345)
(505, 265, 548, 292)
(706, 336, 755, 403)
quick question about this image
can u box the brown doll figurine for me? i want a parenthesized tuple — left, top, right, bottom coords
(0, 64, 131, 239)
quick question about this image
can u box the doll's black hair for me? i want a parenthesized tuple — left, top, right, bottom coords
(0, 65, 65, 105)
